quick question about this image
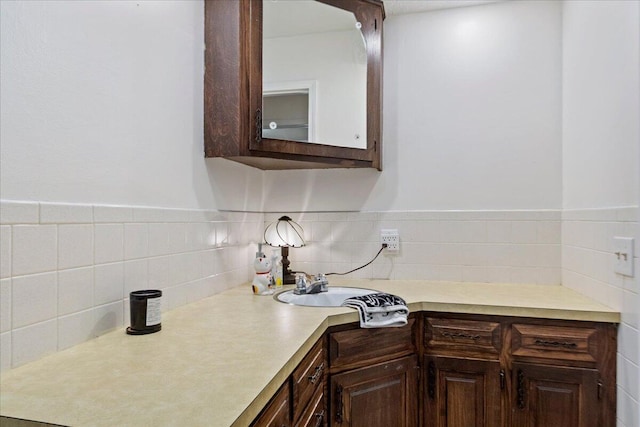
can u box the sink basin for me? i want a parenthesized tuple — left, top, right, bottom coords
(275, 286, 378, 307)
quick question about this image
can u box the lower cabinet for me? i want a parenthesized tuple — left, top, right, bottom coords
(424, 356, 502, 427)
(252, 313, 616, 427)
(330, 355, 419, 427)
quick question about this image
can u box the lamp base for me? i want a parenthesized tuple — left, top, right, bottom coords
(283, 272, 296, 285)
(281, 246, 296, 285)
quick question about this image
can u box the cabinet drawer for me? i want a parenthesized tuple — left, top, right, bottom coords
(329, 318, 415, 371)
(425, 317, 501, 357)
(251, 381, 291, 427)
(292, 339, 325, 422)
(511, 323, 599, 363)
(294, 386, 326, 427)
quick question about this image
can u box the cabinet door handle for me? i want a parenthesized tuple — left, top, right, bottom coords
(598, 380, 603, 400)
(314, 409, 325, 427)
(441, 331, 481, 341)
(427, 361, 436, 400)
(335, 385, 344, 423)
(308, 362, 324, 385)
(500, 369, 505, 390)
(534, 338, 577, 349)
(255, 108, 262, 143)
(517, 369, 526, 409)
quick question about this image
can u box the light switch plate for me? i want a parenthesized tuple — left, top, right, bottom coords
(613, 237, 634, 277)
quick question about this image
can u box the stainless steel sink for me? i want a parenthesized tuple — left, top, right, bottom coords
(274, 286, 378, 307)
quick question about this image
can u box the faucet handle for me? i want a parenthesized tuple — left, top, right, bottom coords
(294, 274, 308, 294)
(314, 274, 329, 292)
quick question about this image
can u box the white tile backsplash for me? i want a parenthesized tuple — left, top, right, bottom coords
(58, 310, 95, 351)
(0, 226, 11, 279)
(58, 224, 94, 269)
(0, 332, 11, 371)
(12, 319, 57, 367)
(40, 203, 93, 224)
(92, 301, 124, 337)
(275, 210, 562, 284)
(58, 267, 94, 316)
(93, 205, 134, 223)
(0, 200, 258, 370)
(1, 278, 11, 333)
(124, 223, 149, 260)
(12, 272, 57, 328)
(12, 225, 57, 276)
(94, 224, 124, 264)
(123, 259, 149, 294)
(0, 201, 39, 224)
(94, 262, 124, 305)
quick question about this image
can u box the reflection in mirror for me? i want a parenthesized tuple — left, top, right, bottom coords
(262, 0, 367, 149)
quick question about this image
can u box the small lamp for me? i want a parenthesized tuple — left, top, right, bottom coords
(264, 216, 305, 285)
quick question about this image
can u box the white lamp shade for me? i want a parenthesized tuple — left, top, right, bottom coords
(264, 216, 305, 248)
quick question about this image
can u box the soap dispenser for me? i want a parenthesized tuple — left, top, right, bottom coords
(252, 243, 273, 295)
(271, 249, 283, 290)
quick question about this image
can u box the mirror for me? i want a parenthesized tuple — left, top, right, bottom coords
(262, 0, 368, 149)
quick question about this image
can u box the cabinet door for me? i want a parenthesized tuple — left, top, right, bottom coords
(424, 356, 502, 427)
(512, 363, 599, 427)
(330, 355, 418, 427)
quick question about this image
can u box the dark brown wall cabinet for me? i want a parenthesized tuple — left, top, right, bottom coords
(204, 0, 384, 170)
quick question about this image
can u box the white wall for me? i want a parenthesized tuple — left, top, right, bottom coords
(263, 0, 563, 212)
(0, 0, 262, 212)
(562, 1, 640, 210)
(561, 2, 640, 426)
(0, 0, 264, 370)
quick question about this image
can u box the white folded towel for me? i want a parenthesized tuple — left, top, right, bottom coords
(341, 293, 409, 328)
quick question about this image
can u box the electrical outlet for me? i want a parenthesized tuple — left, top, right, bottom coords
(381, 229, 400, 252)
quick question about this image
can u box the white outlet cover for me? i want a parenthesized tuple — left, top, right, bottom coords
(613, 237, 634, 277)
(380, 229, 400, 252)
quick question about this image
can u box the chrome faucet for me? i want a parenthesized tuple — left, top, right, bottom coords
(294, 274, 329, 295)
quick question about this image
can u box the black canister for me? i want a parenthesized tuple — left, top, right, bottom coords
(126, 289, 162, 335)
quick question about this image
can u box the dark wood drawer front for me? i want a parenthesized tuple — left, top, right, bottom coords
(251, 381, 291, 427)
(511, 323, 599, 363)
(294, 386, 326, 427)
(292, 339, 325, 422)
(329, 318, 416, 371)
(425, 317, 501, 357)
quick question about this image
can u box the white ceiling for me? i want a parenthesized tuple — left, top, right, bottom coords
(263, 0, 504, 39)
(383, 0, 502, 15)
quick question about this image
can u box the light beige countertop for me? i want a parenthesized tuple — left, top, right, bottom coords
(0, 280, 619, 426)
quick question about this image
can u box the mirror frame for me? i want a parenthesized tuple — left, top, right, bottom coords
(247, 0, 384, 169)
